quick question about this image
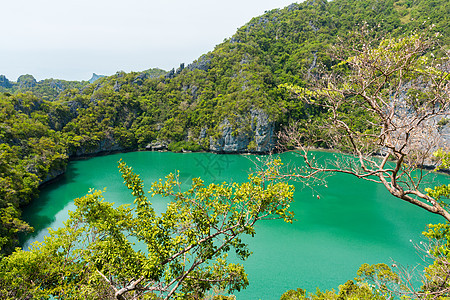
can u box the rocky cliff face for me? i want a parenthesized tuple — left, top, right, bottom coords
(209, 118, 250, 153)
(0, 75, 12, 88)
(88, 73, 105, 83)
(71, 136, 125, 157)
(209, 109, 276, 153)
(40, 167, 67, 185)
(39, 136, 126, 186)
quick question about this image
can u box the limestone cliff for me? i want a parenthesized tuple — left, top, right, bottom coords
(209, 109, 276, 153)
(0, 75, 12, 88)
(71, 136, 125, 157)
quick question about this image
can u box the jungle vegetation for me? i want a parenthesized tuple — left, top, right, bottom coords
(0, 0, 449, 298)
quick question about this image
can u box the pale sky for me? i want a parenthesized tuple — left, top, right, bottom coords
(1, 0, 298, 81)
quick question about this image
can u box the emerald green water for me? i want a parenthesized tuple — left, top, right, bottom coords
(22, 151, 446, 299)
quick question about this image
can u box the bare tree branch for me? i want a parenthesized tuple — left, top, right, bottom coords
(280, 28, 450, 221)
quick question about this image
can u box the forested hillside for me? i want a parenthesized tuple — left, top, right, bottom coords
(0, 0, 448, 254)
(0, 75, 89, 102)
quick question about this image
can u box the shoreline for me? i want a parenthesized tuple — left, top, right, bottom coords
(39, 146, 449, 190)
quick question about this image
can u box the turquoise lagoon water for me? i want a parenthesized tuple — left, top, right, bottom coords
(22, 151, 447, 299)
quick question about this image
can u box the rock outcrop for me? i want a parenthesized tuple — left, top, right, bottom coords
(133, 73, 148, 86)
(252, 109, 276, 152)
(209, 109, 276, 153)
(186, 54, 212, 72)
(88, 73, 105, 83)
(0, 75, 12, 88)
(209, 119, 251, 153)
(40, 167, 67, 185)
(145, 140, 168, 151)
(71, 136, 125, 157)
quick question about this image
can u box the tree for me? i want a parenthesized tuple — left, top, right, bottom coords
(0, 159, 294, 299)
(280, 196, 450, 299)
(350, 219, 450, 299)
(280, 28, 450, 221)
(278, 28, 450, 299)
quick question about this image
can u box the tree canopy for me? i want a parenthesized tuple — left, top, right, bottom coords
(0, 159, 294, 299)
(0, 3, 448, 298)
(280, 28, 450, 220)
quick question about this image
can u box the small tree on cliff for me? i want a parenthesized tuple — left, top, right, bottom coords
(280, 27, 450, 221)
(0, 159, 294, 300)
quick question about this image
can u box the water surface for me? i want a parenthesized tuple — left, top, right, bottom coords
(22, 151, 446, 299)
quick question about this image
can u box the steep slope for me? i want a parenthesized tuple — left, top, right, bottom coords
(57, 0, 449, 154)
(0, 0, 448, 254)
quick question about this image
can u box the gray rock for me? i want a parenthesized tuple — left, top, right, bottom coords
(287, 3, 299, 11)
(186, 55, 212, 72)
(40, 167, 66, 185)
(309, 20, 319, 32)
(252, 109, 276, 152)
(176, 63, 185, 75)
(88, 73, 105, 83)
(209, 109, 275, 153)
(165, 68, 175, 79)
(66, 100, 83, 116)
(0, 75, 12, 88)
(73, 137, 124, 157)
(133, 73, 148, 86)
(199, 127, 208, 139)
(113, 81, 121, 92)
(146, 140, 168, 151)
(209, 119, 251, 153)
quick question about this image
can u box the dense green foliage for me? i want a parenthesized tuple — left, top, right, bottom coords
(276, 22, 450, 299)
(0, 0, 448, 268)
(281, 221, 450, 299)
(0, 92, 70, 253)
(0, 69, 167, 102)
(3, 0, 448, 157)
(0, 159, 294, 299)
(0, 75, 89, 102)
(278, 148, 450, 299)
